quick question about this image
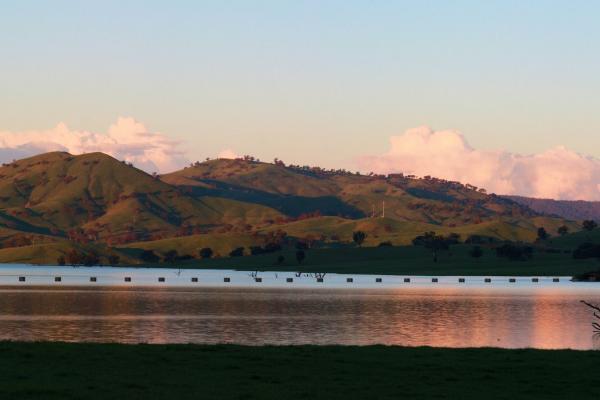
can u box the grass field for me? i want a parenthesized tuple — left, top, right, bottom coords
(1, 342, 599, 399)
(141, 244, 600, 276)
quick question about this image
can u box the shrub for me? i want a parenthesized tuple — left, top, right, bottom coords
(163, 250, 178, 263)
(573, 243, 600, 259)
(83, 252, 100, 266)
(495, 243, 533, 261)
(66, 249, 83, 265)
(107, 254, 120, 265)
(199, 247, 213, 259)
(263, 243, 282, 253)
(140, 249, 160, 263)
(378, 241, 393, 247)
(583, 220, 598, 231)
(229, 247, 244, 257)
(57, 255, 66, 266)
(352, 231, 367, 247)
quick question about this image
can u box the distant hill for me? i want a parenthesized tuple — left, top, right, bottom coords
(0, 152, 580, 264)
(161, 158, 537, 226)
(505, 196, 600, 221)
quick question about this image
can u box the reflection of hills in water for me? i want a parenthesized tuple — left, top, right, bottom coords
(1, 287, 600, 349)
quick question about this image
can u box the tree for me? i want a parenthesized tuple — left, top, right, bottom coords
(352, 231, 367, 247)
(496, 243, 533, 261)
(572, 243, 600, 259)
(66, 249, 83, 265)
(164, 250, 178, 263)
(57, 255, 66, 266)
(412, 232, 450, 263)
(296, 249, 305, 264)
(469, 246, 483, 258)
(199, 247, 213, 259)
(557, 225, 569, 236)
(83, 252, 100, 266)
(583, 220, 598, 231)
(295, 241, 308, 250)
(229, 247, 244, 257)
(108, 254, 120, 265)
(580, 301, 600, 333)
(537, 227, 549, 241)
(140, 249, 159, 263)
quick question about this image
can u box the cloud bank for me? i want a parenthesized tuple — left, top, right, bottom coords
(217, 148, 239, 159)
(0, 117, 189, 173)
(358, 126, 600, 201)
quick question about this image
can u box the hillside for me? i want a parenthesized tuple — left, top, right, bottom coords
(506, 195, 600, 221)
(0, 152, 584, 265)
(162, 158, 537, 225)
(0, 152, 283, 244)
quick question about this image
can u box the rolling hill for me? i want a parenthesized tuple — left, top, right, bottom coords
(161, 158, 537, 225)
(505, 195, 600, 221)
(0, 152, 584, 264)
(0, 152, 283, 244)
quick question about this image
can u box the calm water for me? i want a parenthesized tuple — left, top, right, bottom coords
(1, 287, 599, 349)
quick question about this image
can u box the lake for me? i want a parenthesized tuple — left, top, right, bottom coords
(1, 286, 599, 349)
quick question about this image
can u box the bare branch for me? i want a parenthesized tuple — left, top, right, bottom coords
(580, 300, 600, 313)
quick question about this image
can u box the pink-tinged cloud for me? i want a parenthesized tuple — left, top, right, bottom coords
(0, 117, 189, 173)
(358, 126, 600, 201)
(217, 148, 239, 159)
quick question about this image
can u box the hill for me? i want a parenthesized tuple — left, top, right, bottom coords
(162, 158, 537, 225)
(0, 152, 283, 244)
(0, 152, 585, 266)
(505, 195, 600, 221)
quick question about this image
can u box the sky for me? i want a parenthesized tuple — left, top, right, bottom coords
(1, 1, 600, 199)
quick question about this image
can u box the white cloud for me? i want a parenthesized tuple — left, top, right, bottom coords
(0, 117, 189, 173)
(217, 148, 239, 159)
(358, 126, 600, 201)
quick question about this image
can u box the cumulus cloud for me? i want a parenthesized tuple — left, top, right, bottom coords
(217, 148, 239, 159)
(358, 126, 600, 201)
(0, 117, 189, 173)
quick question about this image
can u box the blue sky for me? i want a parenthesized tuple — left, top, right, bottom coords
(1, 0, 599, 170)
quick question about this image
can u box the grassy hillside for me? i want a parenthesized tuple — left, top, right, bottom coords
(0, 152, 585, 267)
(0, 241, 136, 265)
(0, 152, 283, 244)
(507, 195, 600, 221)
(162, 158, 538, 226)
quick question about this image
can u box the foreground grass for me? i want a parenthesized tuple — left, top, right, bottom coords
(1, 342, 600, 399)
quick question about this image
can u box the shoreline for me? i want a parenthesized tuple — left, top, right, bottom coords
(0, 264, 597, 290)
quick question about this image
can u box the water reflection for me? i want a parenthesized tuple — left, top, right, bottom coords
(0, 287, 599, 349)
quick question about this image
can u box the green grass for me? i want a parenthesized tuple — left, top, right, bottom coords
(142, 244, 600, 276)
(1, 342, 599, 400)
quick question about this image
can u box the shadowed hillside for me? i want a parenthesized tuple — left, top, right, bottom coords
(0, 152, 583, 265)
(162, 158, 537, 225)
(0, 152, 283, 244)
(506, 195, 600, 221)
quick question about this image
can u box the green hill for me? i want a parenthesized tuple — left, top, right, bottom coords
(162, 158, 537, 225)
(0, 152, 283, 244)
(0, 152, 585, 265)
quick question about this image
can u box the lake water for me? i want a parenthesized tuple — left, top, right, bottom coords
(1, 287, 600, 349)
